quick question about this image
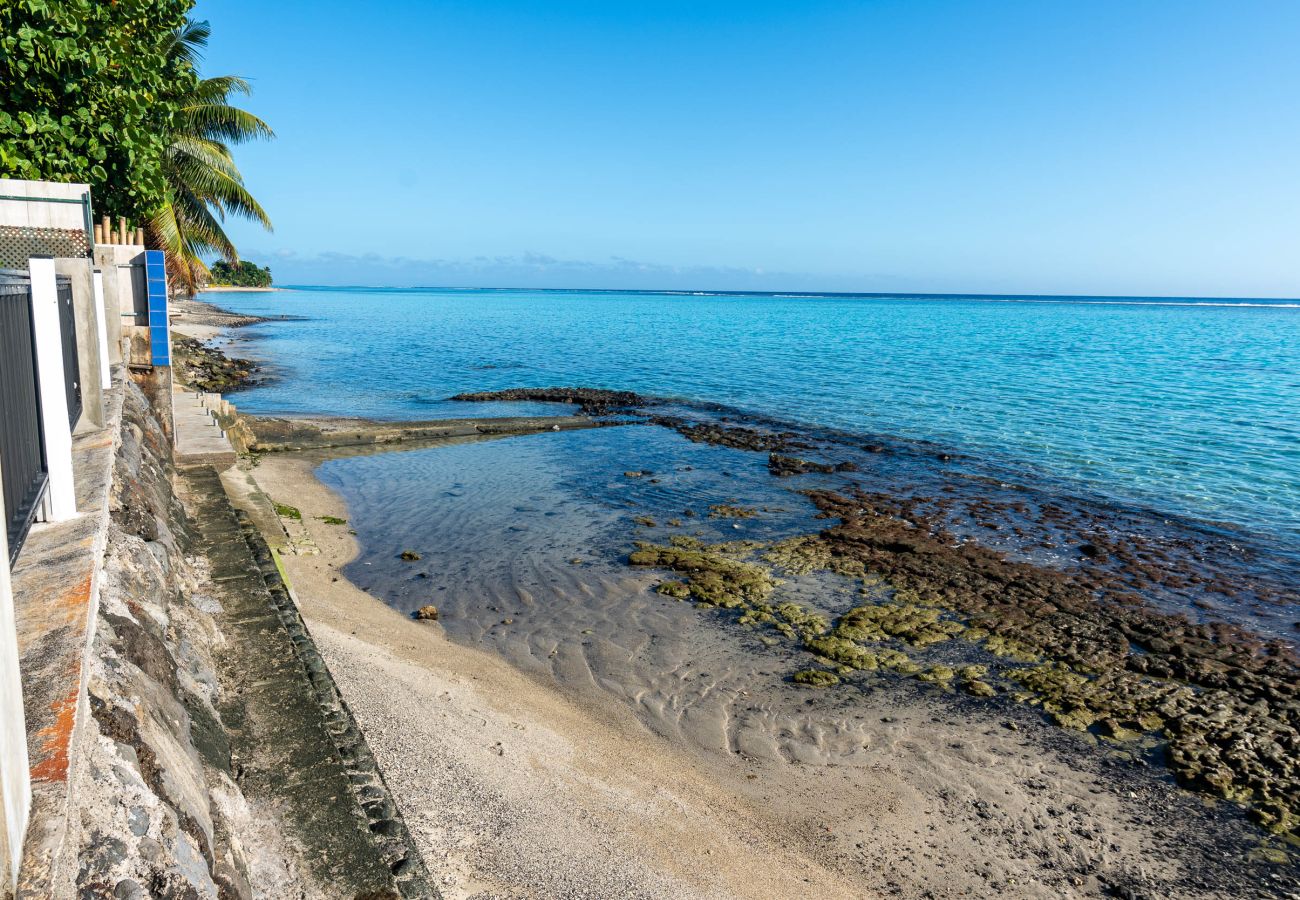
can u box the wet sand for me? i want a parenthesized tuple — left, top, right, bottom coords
(233, 444, 1285, 900)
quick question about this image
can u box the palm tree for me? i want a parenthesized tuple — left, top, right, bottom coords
(149, 19, 274, 295)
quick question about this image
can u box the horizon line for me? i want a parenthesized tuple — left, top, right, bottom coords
(255, 284, 1300, 304)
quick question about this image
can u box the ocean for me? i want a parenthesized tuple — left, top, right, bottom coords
(204, 284, 1300, 858)
(208, 286, 1300, 541)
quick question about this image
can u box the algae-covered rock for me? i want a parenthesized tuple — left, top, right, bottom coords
(918, 665, 956, 685)
(414, 605, 439, 621)
(629, 542, 775, 608)
(634, 515, 657, 527)
(774, 602, 828, 638)
(792, 669, 840, 688)
(984, 635, 1041, 663)
(836, 602, 965, 647)
(656, 581, 691, 600)
(806, 636, 879, 671)
(399, 550, 422, 561)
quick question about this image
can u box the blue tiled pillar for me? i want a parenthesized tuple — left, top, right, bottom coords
(144, 250, 170, 366)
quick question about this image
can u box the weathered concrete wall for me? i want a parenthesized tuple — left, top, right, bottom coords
(0, 458, 31, 898)
(66, 382, 301, 898)
(0, 181, 92, 272)
(92, 245, 144, 367)
(64, 382, 431, 899)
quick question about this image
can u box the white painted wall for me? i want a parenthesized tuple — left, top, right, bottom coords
(0, 456, 32, 895)
(27, 258, 77, 522)
(0, 179, 88, 231)
(92, 271, 111, 390)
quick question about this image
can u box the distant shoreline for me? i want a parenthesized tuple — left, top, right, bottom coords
(200, 285, 284, 292)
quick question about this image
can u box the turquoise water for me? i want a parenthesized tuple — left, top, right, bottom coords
(208, 287, 1300, 540)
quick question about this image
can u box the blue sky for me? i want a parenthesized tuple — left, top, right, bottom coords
(195, 0, 1300, 296)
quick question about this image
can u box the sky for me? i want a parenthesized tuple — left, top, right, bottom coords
(194, 0, 1300, 297)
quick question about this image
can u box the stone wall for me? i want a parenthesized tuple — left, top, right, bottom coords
(67, 381, 304, 898)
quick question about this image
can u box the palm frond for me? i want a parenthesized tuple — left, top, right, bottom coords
(166, 18, 210, 69)
(156, 18, 273, 296)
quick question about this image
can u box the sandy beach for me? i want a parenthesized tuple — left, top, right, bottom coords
(219, 446, 1270, 899)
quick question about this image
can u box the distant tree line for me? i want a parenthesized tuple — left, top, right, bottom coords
(208, 260, 272, 288)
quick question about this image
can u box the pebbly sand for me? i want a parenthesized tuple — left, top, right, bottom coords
(226, 446, 1279, 900)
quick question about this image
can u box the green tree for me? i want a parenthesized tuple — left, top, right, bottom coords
(0, 0, 197, 220)
(208, 259, 272, 288)
(149, 18, 274, 295)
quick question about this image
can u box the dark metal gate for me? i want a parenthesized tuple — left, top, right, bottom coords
(0, 274, 49, 563)
(56, 275, 81, 427)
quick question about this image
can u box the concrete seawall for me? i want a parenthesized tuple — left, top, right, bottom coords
(51, 381, 434, 898)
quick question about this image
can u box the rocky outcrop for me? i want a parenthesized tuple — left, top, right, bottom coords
(449, 386, 648, 414)
(171, 335, 260, 394)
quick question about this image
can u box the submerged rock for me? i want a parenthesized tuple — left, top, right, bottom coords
(708, 504, 759, 519)
(414, 605, 439, 621)
(449, 387, 647, 415)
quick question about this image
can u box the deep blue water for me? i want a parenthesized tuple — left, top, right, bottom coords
(206, 286, 1300, 540)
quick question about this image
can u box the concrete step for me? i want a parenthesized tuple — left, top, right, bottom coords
(173, 387, 236, 468)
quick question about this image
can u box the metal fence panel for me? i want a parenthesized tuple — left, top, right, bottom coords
(0, 276, 49, 563)
(56, 275, 81, 427)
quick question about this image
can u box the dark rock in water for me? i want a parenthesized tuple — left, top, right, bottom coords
(768, 453, 836, 477)
(654, 416, 801, 452)
(1079, 542, 1107, 560)
(414, 605, 439, 621)
(863, 444, 886, 453)
(448, 386, 647, 415)
(767, 454, 863, 477)
(399, 550, 422, 561)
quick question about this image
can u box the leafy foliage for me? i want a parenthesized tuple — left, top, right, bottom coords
(0, 0, 198, 220)
(209, 259, 272, 288)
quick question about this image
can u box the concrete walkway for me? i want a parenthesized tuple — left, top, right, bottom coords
(172, 388, 236, 468)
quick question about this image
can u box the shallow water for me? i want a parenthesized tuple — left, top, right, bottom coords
(319, 425, 940, 761)
(316, 416, 1298, 766)
(210, 286, 1300, 541)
